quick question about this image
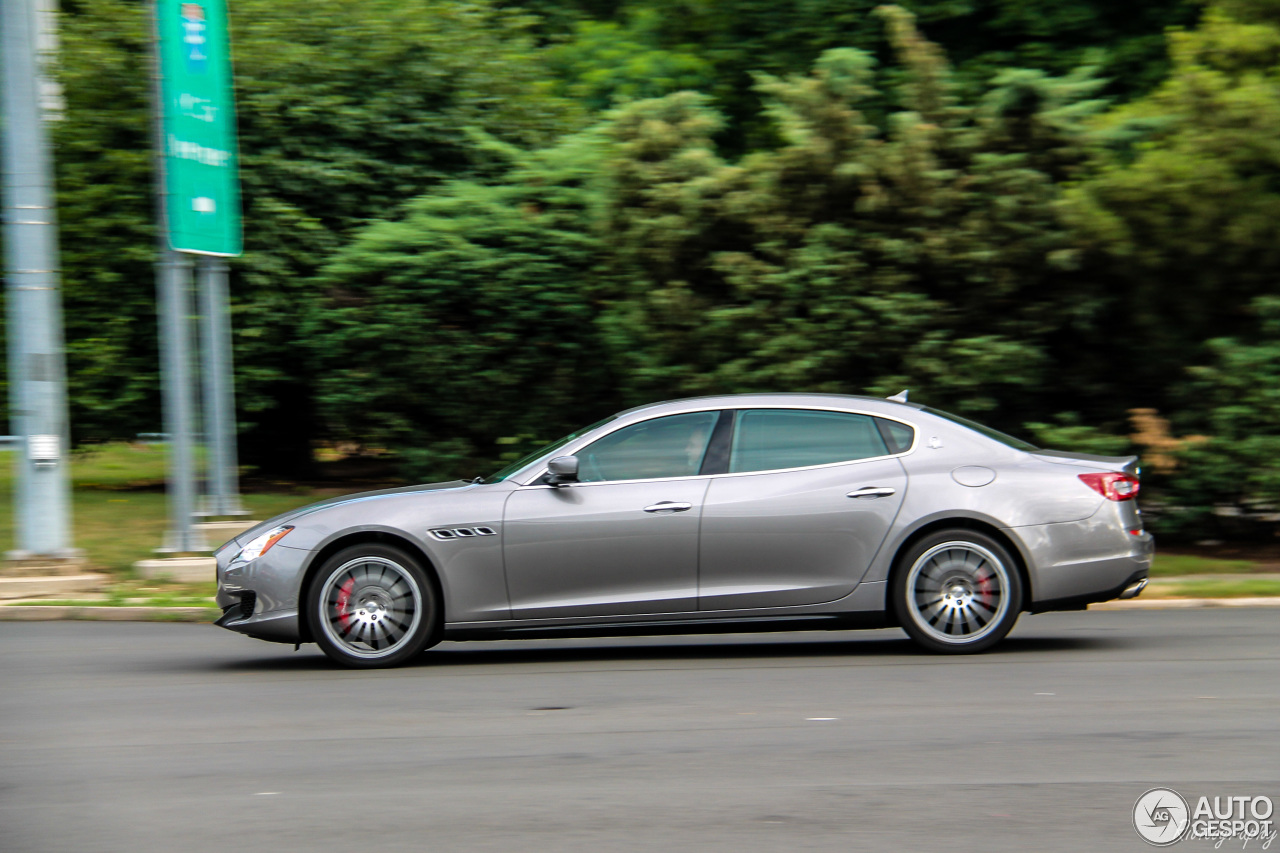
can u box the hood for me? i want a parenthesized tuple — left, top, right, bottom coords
(230, 480, 473, 549)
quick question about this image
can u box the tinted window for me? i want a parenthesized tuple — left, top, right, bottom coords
(729, 409, 889, 474)
(877, 419, 915, 454)
(577, 412, 719, 482)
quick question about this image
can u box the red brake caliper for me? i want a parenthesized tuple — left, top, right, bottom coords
(336, 577, 355, 629)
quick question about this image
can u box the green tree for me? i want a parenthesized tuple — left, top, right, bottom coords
(50, 0, 158, 442)
(306, 132, 614, 480)
(511, 0, 1198, 152)
(47, 0, 580, 473)
(1156, 298, 1280, 534)
(1063, 2, 1280, 423)
(230, 0, 583, 473)
(599, 9, 1106, 430)
(543, 7, 716, 112)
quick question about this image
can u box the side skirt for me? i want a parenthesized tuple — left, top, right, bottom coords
(443, 612, 891, 642)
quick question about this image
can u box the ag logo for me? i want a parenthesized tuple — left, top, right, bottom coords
(1134, 787, 1190, 846)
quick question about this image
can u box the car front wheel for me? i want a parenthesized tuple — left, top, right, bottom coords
(307, 544, 439, 668)
(892, 530, 1022, 654)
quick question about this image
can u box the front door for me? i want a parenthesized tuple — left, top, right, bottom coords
(502, 411, 721, 620)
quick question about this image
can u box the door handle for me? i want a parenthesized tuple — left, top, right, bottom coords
(643, 501, 693, 513)
(846, 487, 896, 499)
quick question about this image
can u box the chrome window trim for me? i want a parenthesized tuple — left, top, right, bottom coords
(517, 404, 919, 487)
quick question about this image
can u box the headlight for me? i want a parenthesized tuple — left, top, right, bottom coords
(235, 525, 294, 563)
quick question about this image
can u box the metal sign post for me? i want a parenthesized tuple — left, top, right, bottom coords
(152, 0, 244, 550)
(1, 0, 75, 560)
(198, 255, 244, 516)
(154, 250, 203, 552)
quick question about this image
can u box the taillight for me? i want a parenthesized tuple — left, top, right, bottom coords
(1079, 472, 1140, 501)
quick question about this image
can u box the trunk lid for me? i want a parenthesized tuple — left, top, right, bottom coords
(1030, 450, 1139, 475)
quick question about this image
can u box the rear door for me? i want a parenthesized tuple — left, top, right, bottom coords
(698, 408, 908, 611)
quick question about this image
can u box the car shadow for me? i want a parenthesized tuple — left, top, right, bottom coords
(210, 631, 1130, 673)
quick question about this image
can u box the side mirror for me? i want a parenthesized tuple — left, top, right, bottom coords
(545, 455, 580, 486)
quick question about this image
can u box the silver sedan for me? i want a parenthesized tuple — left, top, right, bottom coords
(215, 394, 1153, 667)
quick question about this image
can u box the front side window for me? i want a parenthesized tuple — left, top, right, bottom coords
(729, 409, 889, 474)
(486, 415, 617, 483)
(577, 411, 720, 482)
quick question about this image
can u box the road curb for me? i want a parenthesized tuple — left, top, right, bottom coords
(1089, 596, 1280, 610)
(0, 605, 216, 622)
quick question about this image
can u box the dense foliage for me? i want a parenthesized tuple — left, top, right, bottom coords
(8, 0, 1280, 536)
(511, 0, 1200, 151)
(50, 0, 581, 471)
(307, 132, 613, 479)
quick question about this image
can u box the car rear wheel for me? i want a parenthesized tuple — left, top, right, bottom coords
(892, 530, 1022, 654)
(307, 544, 440, 668)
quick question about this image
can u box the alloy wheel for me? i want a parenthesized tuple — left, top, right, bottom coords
(317, 556, 424, 660)
(904, 541, 1011, 645)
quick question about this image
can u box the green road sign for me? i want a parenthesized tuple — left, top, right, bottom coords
(156, 0, 242, 256)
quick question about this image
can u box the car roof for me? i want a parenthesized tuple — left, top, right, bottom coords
(613, 393, 924, 420)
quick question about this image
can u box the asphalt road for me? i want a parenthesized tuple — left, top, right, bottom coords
(1, 610, 1277, 853)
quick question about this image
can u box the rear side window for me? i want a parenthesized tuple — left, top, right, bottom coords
(877, 419, 915, 454)
(729, 409, 889, 474)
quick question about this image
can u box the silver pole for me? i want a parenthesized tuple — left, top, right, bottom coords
(197, 255, 243, 516)
(156, 251, 202, 551)
(149, 6, 203, 553)
(1, 0, 74, 558)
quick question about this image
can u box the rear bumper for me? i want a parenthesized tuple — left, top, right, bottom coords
(1011, 508, 1154, 611)
(1028, 565, 1150, 613)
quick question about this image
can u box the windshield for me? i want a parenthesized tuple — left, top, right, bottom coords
(484, 415, 618, 483)
(923, 408, 1038, 452)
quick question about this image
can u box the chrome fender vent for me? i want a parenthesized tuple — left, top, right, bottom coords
(430, 526, 497, 541)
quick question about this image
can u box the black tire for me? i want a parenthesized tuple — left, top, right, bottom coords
(306, 543, 440, 668)
(892, 529, 1023, 654)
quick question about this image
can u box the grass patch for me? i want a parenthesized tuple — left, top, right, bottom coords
(9, 579, 218, 607)
(12, 599, 218, 608)
(0, 488, 323, 573)
(1148, 553, 1257, 577)
(0, 445, 331, 574)
(1156, 578, 1280, 598)
(69, 442, 173, 489)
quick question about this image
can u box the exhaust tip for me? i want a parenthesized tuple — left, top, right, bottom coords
(1118, 578, 1148, 600)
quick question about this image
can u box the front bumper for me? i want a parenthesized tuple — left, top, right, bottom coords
(214, 605, 300, 643)
(215, 543, 310, 643)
